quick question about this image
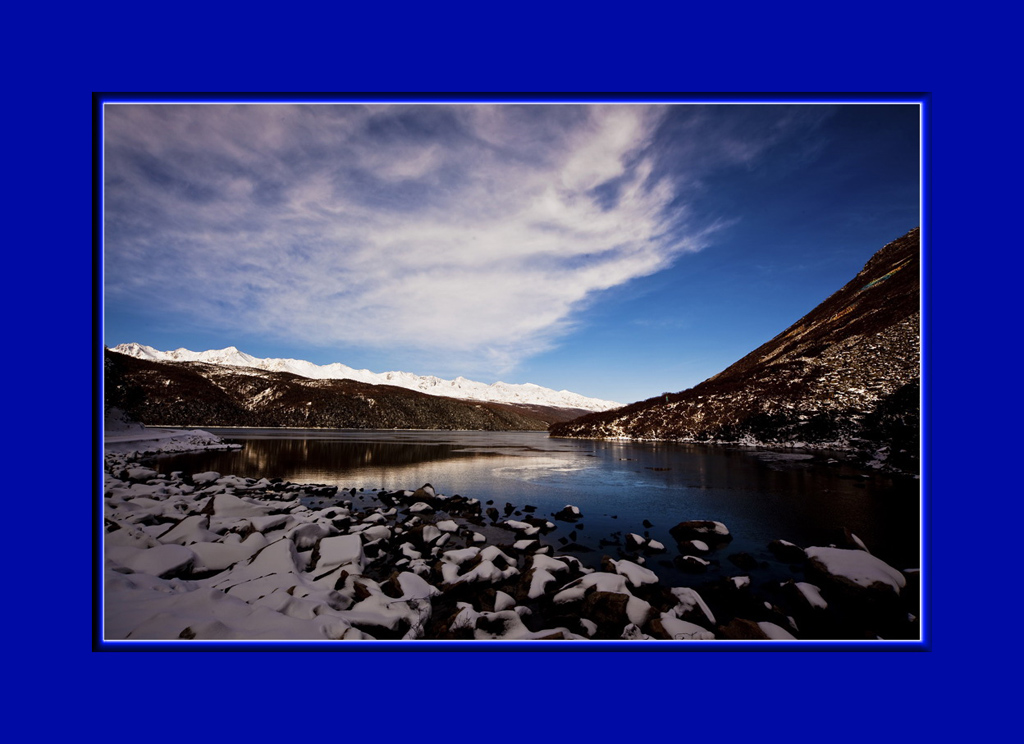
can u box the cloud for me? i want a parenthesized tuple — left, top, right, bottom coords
(103, 103, 745, 374)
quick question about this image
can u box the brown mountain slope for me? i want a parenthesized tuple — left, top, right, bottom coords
(103, 350, 574, 430)
(550, 228, 921, 471)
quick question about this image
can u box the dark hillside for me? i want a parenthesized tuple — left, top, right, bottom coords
(550, 228, 921, 472)
(104, 350, 557, 431)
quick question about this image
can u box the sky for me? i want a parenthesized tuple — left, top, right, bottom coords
(102, 99, 920, 405)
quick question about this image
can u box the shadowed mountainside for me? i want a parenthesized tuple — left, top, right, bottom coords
(104, 350, 590, 431)
(550, 228, 921, 472)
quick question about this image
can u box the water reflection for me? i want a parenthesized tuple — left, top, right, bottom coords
(151, 428, 920, 585)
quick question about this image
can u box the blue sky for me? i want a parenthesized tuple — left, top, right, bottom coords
(103, 100, 920, 405)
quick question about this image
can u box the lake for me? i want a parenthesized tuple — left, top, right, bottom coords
(150, 428, 921, 592)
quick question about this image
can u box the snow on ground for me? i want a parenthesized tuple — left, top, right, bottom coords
(101, 433, 915, 643)
(105, 420, 242, 455)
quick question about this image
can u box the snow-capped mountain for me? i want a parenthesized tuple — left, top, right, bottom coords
(110, 343, 623, 412)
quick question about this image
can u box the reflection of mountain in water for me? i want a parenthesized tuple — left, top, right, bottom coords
(240, 438, 478, 472)
(154, 438, 491, 483)
(150, 430, 918, 576)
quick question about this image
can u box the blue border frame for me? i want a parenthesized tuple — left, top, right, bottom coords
(94, 92, 929, 653)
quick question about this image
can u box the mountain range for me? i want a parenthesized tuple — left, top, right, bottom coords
(103, 346, 618, 431)
(111, 343, 621, 412)
(550, 227, 921, 472)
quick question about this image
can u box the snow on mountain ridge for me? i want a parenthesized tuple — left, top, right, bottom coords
(110, 343, 623, 412)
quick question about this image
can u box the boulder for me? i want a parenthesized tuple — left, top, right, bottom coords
(316, 534, 366, 574)
(411, 484, 436, 501)
(668, 586, 716, 626)
(804, 547, 905, 596)
(669, 520, 732, 543)
(784, 580, 829, 612)
(107, 543, 196, 579)
(803, 547, 908, 635)
(676, 539, 710, 555)
(625, 533, 647, 550)
(554, 505, 583, 522)
(580, 591, 629, 633)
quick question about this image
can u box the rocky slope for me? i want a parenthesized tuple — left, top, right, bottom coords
(551, 228, 921, 472)
(104, 349, 584, 430)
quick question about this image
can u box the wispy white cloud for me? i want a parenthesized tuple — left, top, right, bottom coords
(104, 103, 771, 375)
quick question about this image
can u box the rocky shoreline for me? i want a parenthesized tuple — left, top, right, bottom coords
(103, 436, 921, 643)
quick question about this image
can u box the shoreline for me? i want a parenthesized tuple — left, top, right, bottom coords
(101, 429, 921, 643)
(549, 432, 920, 477)
(131, 424, 550, 433)
(104, 426, 245, 453)
(118, 423, 917, 477)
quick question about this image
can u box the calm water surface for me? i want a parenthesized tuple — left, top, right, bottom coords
(152, 429, 921, 588)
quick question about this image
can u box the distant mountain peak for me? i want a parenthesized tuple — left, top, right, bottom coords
(108, 344, 623, 412)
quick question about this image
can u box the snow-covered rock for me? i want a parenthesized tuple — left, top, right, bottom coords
(107, 544, 196, 579)
(608, 558, 659, 588)
(625, 533, 646, 550)
(668, 586, 716, 626)
(669, 520, 731, 543)
(793, 581, 828, 610)
(317, 535, 366, 574)
(654, 613, 715, 640)
(805, 546, 906, 595)
(189, 533, 269, 573)
(523, 554, 572, 599)
(554, 505, 583, 521)
(553, 572, 631, 604)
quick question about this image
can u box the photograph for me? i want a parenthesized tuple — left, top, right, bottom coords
(98, 96, 923, 647)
